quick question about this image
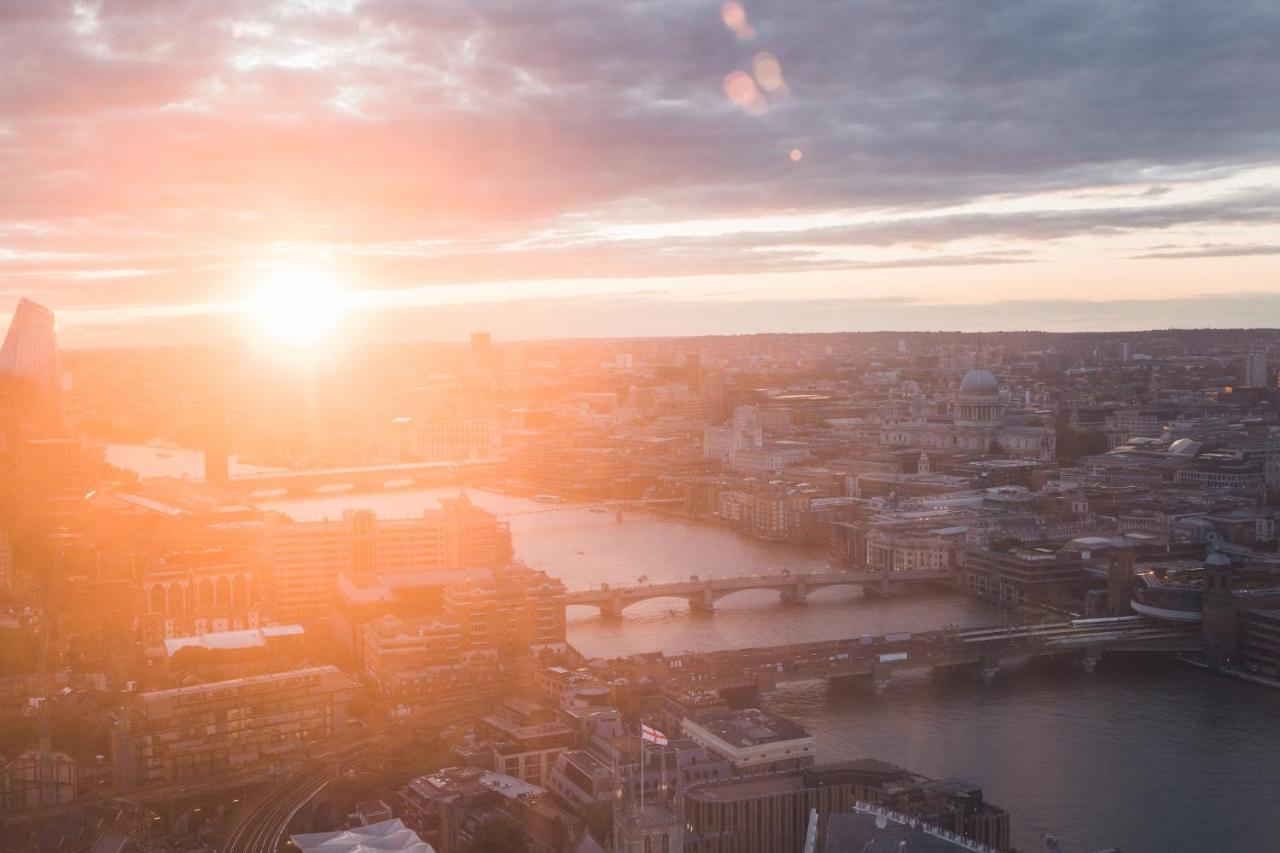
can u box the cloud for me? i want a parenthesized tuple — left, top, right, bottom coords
(1130, 244, 1280, 260)
(1, 0, 1279, 328)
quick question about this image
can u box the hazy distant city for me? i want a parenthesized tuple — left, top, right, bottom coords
(6, 304, 1280, 852)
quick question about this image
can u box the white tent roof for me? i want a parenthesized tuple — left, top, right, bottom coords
(291, 819, 435, 853)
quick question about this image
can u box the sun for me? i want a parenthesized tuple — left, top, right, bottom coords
(247, 265, 348, 348)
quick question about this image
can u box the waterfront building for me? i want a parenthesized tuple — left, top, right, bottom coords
(412, 418, 501, 461)
(685, 761, 1010, 853)
(962, 544, 1091, 609)
(260, 495, 512, 620)
(110, 665, 350, 790)
(442, 564, 567, 653)
(680, 709, 815, 775)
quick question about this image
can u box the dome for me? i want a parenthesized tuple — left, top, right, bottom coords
(959, 369, 999, 395)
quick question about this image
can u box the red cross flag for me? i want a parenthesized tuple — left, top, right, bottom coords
(641, 724, 668, 745)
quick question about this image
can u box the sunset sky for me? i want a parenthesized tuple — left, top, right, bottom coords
(3, 0, 1280, 346)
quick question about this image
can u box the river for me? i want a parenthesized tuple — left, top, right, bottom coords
(108, 445, 1280, 852)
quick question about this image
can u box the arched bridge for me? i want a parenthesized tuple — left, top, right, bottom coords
(226, 458, 504, 496)
(565, 569, 952, 618)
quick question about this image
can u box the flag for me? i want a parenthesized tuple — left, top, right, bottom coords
(641, 724, 668, 745)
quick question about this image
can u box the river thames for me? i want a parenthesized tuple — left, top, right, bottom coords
(108, 444, 1280, 852)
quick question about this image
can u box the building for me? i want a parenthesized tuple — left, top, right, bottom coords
(140, 548, 264, 654)
(878, 370, 1055, 462)
(685, 761, 1010, 853)
(111, 665, 350, 790)
(0, 748, 78, 810)
(474, 699, 577, 786)
(260, 495, 512, 620)
(359, 614, 502, 702)
(680, 709, 815, 775)
(442, 564, 567, 653)
(962, 545, 1090, 609)
(399, 767, 585, 853)
(817, 803, 1003, 853)
(0, 297, 64, 440)
(1244, 350, 1268, 388)
(413, 419, 500, 461)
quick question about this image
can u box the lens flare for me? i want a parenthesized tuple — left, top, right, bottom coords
(247, 265, 348, 347)
(723, 70, 766, 115)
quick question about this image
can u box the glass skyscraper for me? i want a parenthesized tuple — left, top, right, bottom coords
(0, 298, 64, 437)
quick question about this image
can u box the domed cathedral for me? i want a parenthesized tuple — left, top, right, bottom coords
(878, 369, 1056, 462)
(953, 369, 1005, 427)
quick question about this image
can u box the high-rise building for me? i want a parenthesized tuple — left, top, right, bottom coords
(0, 298, 65, 440)
(1244, 350, 1268, 388)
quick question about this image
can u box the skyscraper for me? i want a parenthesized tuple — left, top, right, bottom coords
(0, 298, 65, 438)
(1244, 350, 1268, 388)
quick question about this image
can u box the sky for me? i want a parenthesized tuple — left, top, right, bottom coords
(2, 0, 1280, 346)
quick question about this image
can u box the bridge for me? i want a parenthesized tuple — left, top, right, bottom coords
(225, 458, 504, 495)
(497, 498, 684, 517)
(661, 616, 1204, 696)
(566, 569, 953, 618)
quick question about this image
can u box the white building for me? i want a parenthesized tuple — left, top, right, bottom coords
(879, 369, 1055, 462)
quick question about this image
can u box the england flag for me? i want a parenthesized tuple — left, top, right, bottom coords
(641, 724, 668, 745)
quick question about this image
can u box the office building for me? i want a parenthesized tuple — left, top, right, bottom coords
(111, 665, 350, 790)
(680, 709, 815, 775)
(685, 761, 1010, 853)
(1244, 350, 1268, 388)
(260, 495, 512, 620)
(0, 297, 64, 439)
(442, 564, 567, 653)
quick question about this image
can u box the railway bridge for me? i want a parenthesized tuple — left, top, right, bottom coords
(663, 616, 1204, 695)
(565, 569, 953, 618)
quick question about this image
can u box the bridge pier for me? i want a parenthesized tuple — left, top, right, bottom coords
(688, 589, 716, 614)
(599, 597, 624, 620)
(1080, 646, 1102, 673)
(780, 582, 808, 605)
(978, 653, 1001, 684)
(871, 662, 893, 692)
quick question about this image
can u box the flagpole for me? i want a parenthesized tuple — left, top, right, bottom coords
(639, 728, 645, 809)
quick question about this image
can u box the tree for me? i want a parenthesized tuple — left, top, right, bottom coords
(462, 816, 530, 853)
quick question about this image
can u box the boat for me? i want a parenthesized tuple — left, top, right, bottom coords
(531, 494, 565, 504)
(156, 451, 173, 458)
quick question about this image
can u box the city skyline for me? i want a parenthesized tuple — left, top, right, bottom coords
(3, 1, 1280, 345)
